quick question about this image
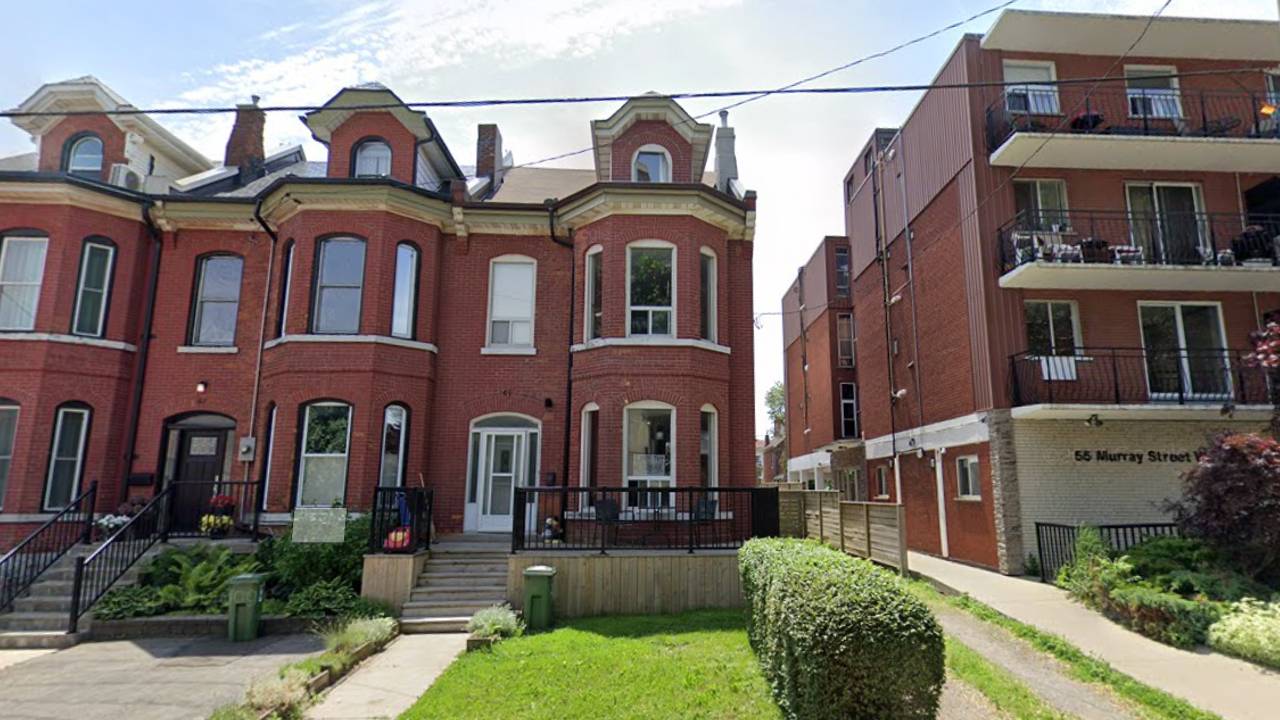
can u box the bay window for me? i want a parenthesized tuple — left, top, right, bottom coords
(0, 236, 47, 330)
(190, 254, 243, 346)
(391, 243, 418, 339)
(585, 247, 602, 340)
(487, 256, 535, 349)
(0, 401, 16, 510)
(45, 403, 90, 511)
(72, 239, 115, 337)
(628, 243, 674, 336)
(380, 404, 408, 487)
(624, 402, 673, 507)
(700, 406, 717, 488)
(313, 237, 365, 334)
(297, 402, 351, 507)
(700, 248, 716, 342)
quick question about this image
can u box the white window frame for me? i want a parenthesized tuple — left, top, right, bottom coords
(623, 401, 676, 504)
(584, 245, 603, 341)
(631, 144, 671, 183)
(191, 255, 243, 347)
(486, 254, 537, 351)
(0, 403, 17, 511)
(1268, 72, 1280, 106)
(261, 404, 277, 505)
(1023, 300, 1082, 357)
(837, 313, 855, 367)
(296, 402, 352, 508)
(66, 135, 103, 176)
(1012, 178, 1070, 231)
(1003, 60, 1061, 115)
(579, 402, 600, 487)
(700, 247, 717, 343)
(839, 382, 858, 439)
(353, 140, 393, 178)
(875, 465, 889, 499)
(1124, 65, 1183, 119)
(1124, 181, 1207, 257)
(956, 455, 981, 500)
(0, 236, 48, 331)
(72, 240, 115, 337)
(379, 404, 408, 488)
(834, 246, 851, 296)
(700, 403, 718, 488)
(391, 244, 418, 339)
(278, 243, 294, 336)
(44, 405, 89, 511)
(626, 240, 676, 338)
(312, 237, 366, 335)
(1136, 300, 1232, 401)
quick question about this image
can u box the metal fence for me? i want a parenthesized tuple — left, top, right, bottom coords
(1034, 521, 1181, 583)
(512, 486, 779, 554)
(368, 486, 434, 554)
(0, 482, 96, 612)
(165, 480, 261, 539)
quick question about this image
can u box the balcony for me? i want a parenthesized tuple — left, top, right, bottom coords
(985, 84, 1280, 172)
(998, 210, 1279, 291)
(1009, 347, 1272, 419)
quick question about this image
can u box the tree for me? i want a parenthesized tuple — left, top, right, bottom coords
(1165, 432, 1280, 582)
(1244, 320, 1280, 438)
(765, 381, 786, 427)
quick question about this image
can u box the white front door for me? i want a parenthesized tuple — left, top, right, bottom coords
(477, 431, 525, 532)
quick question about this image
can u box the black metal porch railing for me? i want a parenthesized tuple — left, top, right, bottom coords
(368, 486, 434, 554)
(0, 482, 96, 612)
(1010, 347, 1268, 407)
(986, 83, 1280, 152)
(165, 480, 262, 540)
(68, 485, 173, 632)
(512, 486, 780, 554)
(1035, 522, 1180, 583)
(998, 210, 1280, 273)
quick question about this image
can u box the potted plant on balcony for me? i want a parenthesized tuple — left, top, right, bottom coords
(209, 494, 236, 517)
(200, 513, 233, 539)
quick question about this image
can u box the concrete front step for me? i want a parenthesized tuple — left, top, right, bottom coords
(0, 631, 81, 649)
(410, 586, 506, 602)
(423, 562, 506, 573)
(12, 595, 74, 613)
(417, 573, 507, 587)
(399, 616, 470, 634)
(0, 611, 71, 632)
(402, 599, 502, 616)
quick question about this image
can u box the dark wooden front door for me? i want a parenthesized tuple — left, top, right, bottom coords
(172, 430, 225, 532)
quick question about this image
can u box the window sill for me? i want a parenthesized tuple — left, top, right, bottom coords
(0, 332, 136, 352)
(873, 494, 890, 500)
(0, 512, 58, 523)
(570, 337, 731, 355)
(264, 334, 439, 353)
(955, 495, 983, 503)
(482, 346, 537, 356)
(178, 345, 239, 354)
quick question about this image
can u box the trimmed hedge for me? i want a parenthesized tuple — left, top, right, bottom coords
(1102, 584, 1221, 648)
(740, 538, 944, 720)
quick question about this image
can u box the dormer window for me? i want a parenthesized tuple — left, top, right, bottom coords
(632, 146, 670, 183)
(64, 134, 103, 178)
(353, 139, 392, 178)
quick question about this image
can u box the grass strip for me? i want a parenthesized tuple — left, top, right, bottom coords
(945, 636, 1072, 719)
(909, 581, 1220, 720)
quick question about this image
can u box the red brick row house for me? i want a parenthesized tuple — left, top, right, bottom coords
(0, 78, 757, 549)
(841, 10, 1280, 574)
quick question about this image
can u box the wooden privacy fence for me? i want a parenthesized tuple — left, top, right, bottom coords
(778, 490, 909, 573)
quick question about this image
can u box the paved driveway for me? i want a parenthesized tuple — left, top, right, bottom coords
(0, 634, 324, 720)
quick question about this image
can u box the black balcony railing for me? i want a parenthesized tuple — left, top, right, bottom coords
(998, 210, 1280, 273)
(512, 486, 780, 553)
(368, 486, 433, 554)
(1010, 347, 1269, 407)
(986, 84, 1280, 152)
(165, 481, 261, 540)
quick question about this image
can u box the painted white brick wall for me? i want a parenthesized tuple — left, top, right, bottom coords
(1012, 418, 1264, 561)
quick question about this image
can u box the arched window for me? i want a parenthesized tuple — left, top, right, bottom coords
(699, 247, 717, 343)
(624, 401, 675, 507)
(380, 404, 409, 487)
(190, 254, 244, 346)
(579, 402, 600, 488)
(45, 402, 91, 510)
(0, 398, 18, 511)
(584, 245, 603, 341)
(466, 413, 540, 532)
(391, 243, 419, 339)
(312, 237, 366, 334)
(65, 134, 104, 178)
(700, 404, 718, 488)
(72, 237, 116, 337)
(353, 139, 392, 178)
(297, 401, 352, 507)
(627, 240, 675, 337)
(632, 144, 670, 183)
(276, 241, 294, 338)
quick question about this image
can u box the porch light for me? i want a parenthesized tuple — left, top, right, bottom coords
(1084, 413, 1103, 428)
(1261, 102, 1277, 117)
(196, 380, 208, 394)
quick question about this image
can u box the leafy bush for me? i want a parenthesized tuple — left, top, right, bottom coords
(740, 538, 944, 720)
(1165, 432, 1280, 584)
(93, 585, 166, 621)
(283, 577, 391, 620)
(1023, 553, 1041, 578)
(1125, 537, 1270, 602)
(140, 544, 222, 587)
(153, 546, 259, 614)
(1102, 584, 1222, 648)
(208, 704, 257, 720)
(1208, 599, 1280, 669)
(324, 616, 397, 652)
(1056, 526, 1112, 601)
(466, 605, 524, 640)
(245, 667, 309, 717)
(257, 515, 370, 596)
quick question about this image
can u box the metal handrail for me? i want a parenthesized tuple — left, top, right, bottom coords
(0, 481, 97, 611)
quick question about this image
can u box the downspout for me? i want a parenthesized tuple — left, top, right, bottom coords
(248, 197, 279, 483)
(547, 201, 574, 487)
(122, 200, 164, 505)
(895, 134, 925, 431)
(872, 151, 900, 496)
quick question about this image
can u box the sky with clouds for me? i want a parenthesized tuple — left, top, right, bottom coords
(2, 0, 1276, 435)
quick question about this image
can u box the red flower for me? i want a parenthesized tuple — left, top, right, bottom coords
(209, 494, 236, 509)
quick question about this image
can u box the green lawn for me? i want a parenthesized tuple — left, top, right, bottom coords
(399, 610, 781, 720)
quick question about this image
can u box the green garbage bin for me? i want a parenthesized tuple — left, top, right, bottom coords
(522, 565, 556, 631)
(227, 573, 267, 642)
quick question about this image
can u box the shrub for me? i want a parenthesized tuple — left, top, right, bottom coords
(1208, 599, 1280, 669)
(208, 705, 256, 720)
(284, 578, 363, 618)
(1125, 537, 1270, 601)
(1056, 526, 1113, 602)
(740, 538, 944, 720)
(324, 616, 398, 652)
(1102, 584, 1222, 648)
(93, 585, 166, 620)
(140, 544, 221, 587)
(1165, 432, 1280, 584)
(257, 515, 370, 596)
(245, 667, 309, 716)
(1023, 553, 1041, 578)
(466, 604, 524, 640)
(153, 546, 259, 614)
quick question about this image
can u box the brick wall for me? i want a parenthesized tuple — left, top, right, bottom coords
(608, 121, 695, 183)
(37, 116, 127, 180)
(325, 112, 419, 183)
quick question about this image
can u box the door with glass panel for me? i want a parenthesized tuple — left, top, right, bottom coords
(466, 416, 539, 533)
(1139, 303, 1230, 401)
(1127, 184, 1205, 264)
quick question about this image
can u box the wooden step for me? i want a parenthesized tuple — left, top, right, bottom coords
(410, 586, 506, 602)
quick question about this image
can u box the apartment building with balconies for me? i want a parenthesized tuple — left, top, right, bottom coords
(0, 78, 757, 550)
(846, 10, 1280, 574)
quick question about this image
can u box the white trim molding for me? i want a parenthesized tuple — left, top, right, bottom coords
(178, 345, 239, 354)
(0, 332, 136, 352)
(264, 334, 439, 353)
(866, 412, 991, 460)
(569, 337, 730, 355)
(481, 346, 537, 356)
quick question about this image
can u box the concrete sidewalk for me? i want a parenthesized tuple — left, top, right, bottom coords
(306, 633, 467, 720)
(910, 551, 1280, 720)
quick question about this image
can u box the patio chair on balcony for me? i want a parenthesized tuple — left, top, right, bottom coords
(1111, 245, 1145, 265)
(1231, 226, 1279, 265)
(1201, 246, 1236, 266)
(691, 498, 721, 547)
(1202, 116, 1242, 137)
(1044, 243, 1082, 263)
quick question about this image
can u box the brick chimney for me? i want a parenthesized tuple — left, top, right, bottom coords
(476, 123, 504, 194)
(224, 95, 265, 182)
(713, 110, 738, 194)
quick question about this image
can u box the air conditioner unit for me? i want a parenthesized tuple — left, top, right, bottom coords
(108, 163, 143, 191)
